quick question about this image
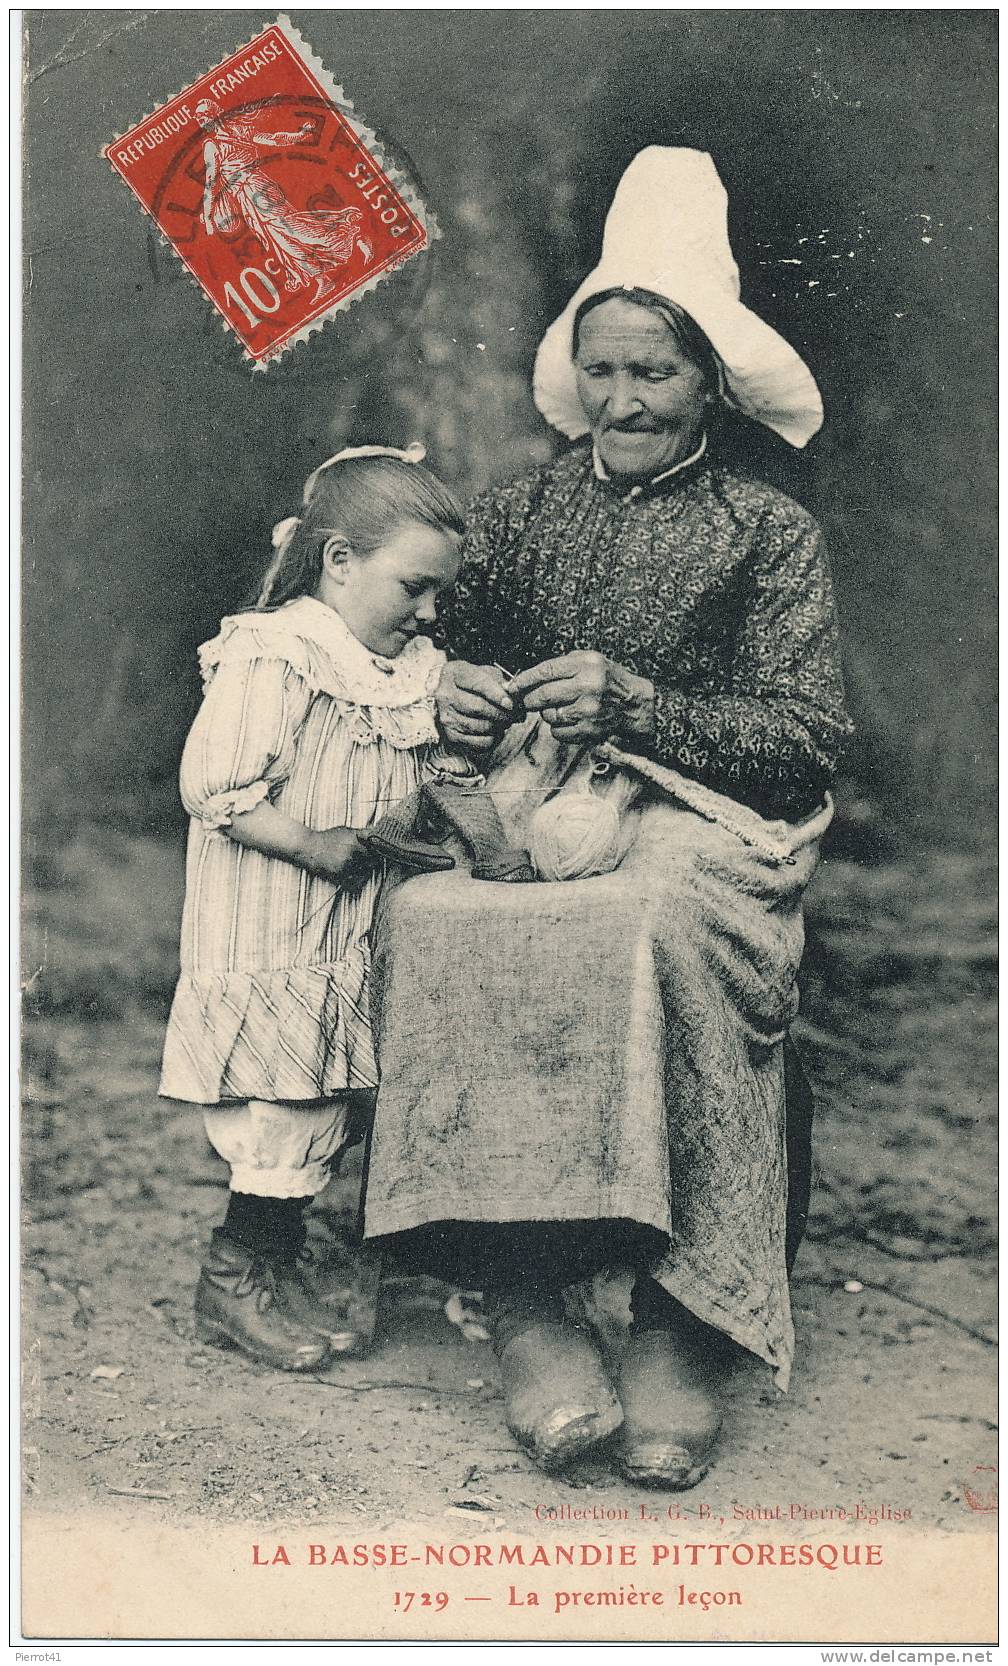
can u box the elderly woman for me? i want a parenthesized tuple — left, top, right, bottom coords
(363, 148, 851, 1488)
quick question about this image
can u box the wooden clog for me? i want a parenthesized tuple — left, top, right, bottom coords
(616, 1326, 725, 1489)
(499, 1321, 623, 1470)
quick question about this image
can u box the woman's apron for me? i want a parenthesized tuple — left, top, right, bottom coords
(364, 719, 832, 1390)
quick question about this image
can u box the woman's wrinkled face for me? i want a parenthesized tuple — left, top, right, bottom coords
(574, 297, 709, 481)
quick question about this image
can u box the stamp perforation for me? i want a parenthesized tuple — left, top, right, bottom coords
(103, 14, 438, 367)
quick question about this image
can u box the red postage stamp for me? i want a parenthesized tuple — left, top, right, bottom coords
(103, 16, 432, 366)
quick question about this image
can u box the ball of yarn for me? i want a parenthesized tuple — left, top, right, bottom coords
(529, 792, 622, 881)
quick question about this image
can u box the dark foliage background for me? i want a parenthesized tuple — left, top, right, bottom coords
(23, 9, 996, 842)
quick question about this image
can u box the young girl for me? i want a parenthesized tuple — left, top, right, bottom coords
(159, 444, 464, 1372)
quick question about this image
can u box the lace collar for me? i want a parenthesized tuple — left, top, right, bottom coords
(200, 594, 445, 709)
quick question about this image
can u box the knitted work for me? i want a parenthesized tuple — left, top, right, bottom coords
(361, 783, 534, 880)
(359, 788, 456, 874)
(423, 781, 536, 883)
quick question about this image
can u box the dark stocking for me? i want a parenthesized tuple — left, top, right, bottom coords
(222, 1192, 309, 1264)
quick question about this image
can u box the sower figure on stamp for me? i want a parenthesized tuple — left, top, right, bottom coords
(363, 148, 852, 1487)
(197, 97, 374, 302)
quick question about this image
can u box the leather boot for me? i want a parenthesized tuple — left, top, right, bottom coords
(194, 1229, 331, 1372)
(275, 1237, 383, 1356)
(615, 1285, 727, 1489)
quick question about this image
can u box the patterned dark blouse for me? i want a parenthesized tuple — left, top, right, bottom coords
(440, 441, 853, 821)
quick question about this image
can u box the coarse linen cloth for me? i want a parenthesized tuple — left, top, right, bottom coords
(159, 594, 445, 1105)
(364, 738, 832, 1391)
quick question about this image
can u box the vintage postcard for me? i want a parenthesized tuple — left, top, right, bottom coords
(19, 7, 997, 1647)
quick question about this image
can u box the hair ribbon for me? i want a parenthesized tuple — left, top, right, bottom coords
(270, 443, 427, 558)
(303, 441, 426, 502)
(271, 514, 302, 551)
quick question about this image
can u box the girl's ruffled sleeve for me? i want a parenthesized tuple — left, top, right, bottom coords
(179, 654, 313, 830)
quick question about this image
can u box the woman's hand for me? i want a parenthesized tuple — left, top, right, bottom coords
(435, 660, 514, 755)
(509, 651, 656, 746)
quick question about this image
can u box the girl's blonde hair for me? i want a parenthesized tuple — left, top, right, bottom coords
(255, 453, 465, 609)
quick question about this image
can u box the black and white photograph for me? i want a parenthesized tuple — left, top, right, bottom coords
(18, 7, 997, 1644)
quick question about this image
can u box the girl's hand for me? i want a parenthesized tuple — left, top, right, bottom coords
(226, 802, 373, 887)
(435, 661, 514, 754)
(509, 651, 655, 746)
(306, 827, 374, 887)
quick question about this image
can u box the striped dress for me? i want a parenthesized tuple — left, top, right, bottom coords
(159, 594, 446, 1104)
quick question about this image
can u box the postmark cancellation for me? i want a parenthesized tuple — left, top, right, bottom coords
(103, 15, 433, 366)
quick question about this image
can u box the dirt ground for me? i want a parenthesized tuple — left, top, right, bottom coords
(20, 813, 997, 1568)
